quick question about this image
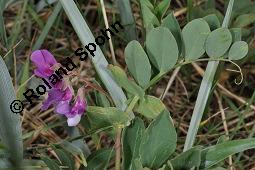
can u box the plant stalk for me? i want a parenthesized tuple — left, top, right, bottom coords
(114, 95, 139, 170)
(115, 127, 122, 170)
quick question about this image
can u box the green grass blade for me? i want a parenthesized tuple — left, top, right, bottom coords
(187, 0, 193, 21)
(17, 58, 29, 100)
(8, 0, 28, 48)
(59, 0, 133, 117)
(17, 2, 62, 100)
(0, 56, 23, 167)
(117, 0, 137, 41)
(32, 1, 62, 51)
(27, 4, 45, 29)
(0, 0, 19, 47)
(184, 62, 219, 151)
(0, 12, 7, 46)
(202, 138, 255, 168)
(183, 0, 235, 151)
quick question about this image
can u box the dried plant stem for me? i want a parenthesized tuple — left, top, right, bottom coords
(115, 127, 122, 170)
(3, 39, 23, 59)
(173, 0, 203, 18)
(16, 74, 35, 93)
(13, 49, 17, 90)
(200, 108, 229, 126)
(215, 92, 233, 169)
(160, 67, 180, 100)
(99, 0, 117, 65)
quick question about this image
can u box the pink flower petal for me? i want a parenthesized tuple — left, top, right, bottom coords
(69, 96, 86, 116)
(41, 50, 57, 66)
(62, 87, 73, 101)
(31, 50, 57, 67)
(34, 68, 54, 78)
(31, 50, 58, 78)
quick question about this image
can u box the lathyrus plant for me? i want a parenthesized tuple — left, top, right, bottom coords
(84, 0, 254, 169)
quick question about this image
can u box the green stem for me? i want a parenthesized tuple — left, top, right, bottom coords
(115, 95, 139, 170)
(183, 0, 235, 151)
(145, 72, 165, 90)
(145, 57, 241, 91)
(125, 95, 140, 114)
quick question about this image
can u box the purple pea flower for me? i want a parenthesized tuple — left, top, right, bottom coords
(31, 50, 58, 78)
(55, 88, 86, 126)
(41, 86, 73, 111)
(31, 49, 87, 126)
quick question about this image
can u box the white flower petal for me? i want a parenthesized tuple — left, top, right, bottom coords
(67, 114, 81, 126)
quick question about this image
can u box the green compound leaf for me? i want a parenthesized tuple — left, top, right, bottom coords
(87, 106, 130, 128)
(140, 110, 177, 169)
(228, 41, 249, 60)
(162, 12, 183, 55)
(122, 118, 145, 170)
(205, 28, 232, 58)
(182, 18, 211, 60)
(146, 27, 179, 73)
(109, 65, 144, 98)
(125, 40, 151, 88)
(135, 95, 166, 119)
